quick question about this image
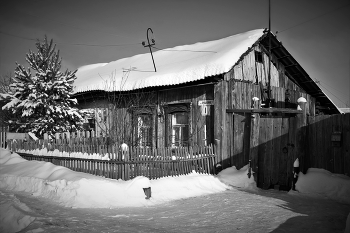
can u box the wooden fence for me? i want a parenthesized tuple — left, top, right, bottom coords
(8, 138, 216, 180)
(306, 113, 350, 175)
(0, 125, 7, 148)
(227, 112, 350, 190)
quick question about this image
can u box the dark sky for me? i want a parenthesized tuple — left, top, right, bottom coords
(0, 0, 349, 107)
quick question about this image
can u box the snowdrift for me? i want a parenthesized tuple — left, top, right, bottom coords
(296, 168, 350, 205)
(0, 148, 229, 209)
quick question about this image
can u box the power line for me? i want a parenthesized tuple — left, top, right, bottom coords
(60, 42, 141, 47)
(0, 31, 36, 41)
(279, 3, 350, 33)
(151, 45, 217, 53)
(0, 31, 141, 47)
(318, 80, 349, 99)
(318, 82, 348, 107)
(11, 6, 136, 41)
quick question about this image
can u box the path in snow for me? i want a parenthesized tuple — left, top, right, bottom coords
(7, 187, 350, 233)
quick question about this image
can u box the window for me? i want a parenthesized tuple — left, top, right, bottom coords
(136, 114, 153, 147)
(170, 112, 189, 147)
(255, 51, 263, 63)
(131, 106, 155, 147)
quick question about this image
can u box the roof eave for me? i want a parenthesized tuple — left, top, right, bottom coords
(260, 32, 340, 114)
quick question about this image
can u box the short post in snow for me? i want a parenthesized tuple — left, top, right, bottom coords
(292, 158, 299, 191)
(143, 187, 152, 200)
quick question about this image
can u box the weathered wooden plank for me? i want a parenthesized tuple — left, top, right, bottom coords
(343, 114, 350, 176)
(271, 117, 282, 186)
(324, 115, 333, 172)
(242, 113, 252, 168)
(317, 115, 327, 169)
(249, 113, 260, 182)
(231, 81, 237, 109)
(221, 80, 229, 168)
(214, 82, 223, 166)
(236, 82, 242, 109)
(287, 117, 297, 189)
(332, 114, 343, 173)
(228, 112, 234, 167)
(307, 116, 315, 168)
(280, 87, 285, 108)
(265, 117, 274, 189)
(278, 117, 289, 188)
(244, 83, 249, 109)
(257, 117, 267, 189)
(233, 114, 245, 168)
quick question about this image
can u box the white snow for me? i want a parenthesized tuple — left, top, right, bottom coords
(74, 29, 265, 93)
(1, 147, 350, 232)
(295, 168, 350, 205)
(0, 190, 36, 233)
(0, 147, 229, 232)
(216, 164, 257, 190)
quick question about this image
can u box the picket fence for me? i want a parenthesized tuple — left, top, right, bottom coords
(0, 126, 7, 148)
(8, 138, 217, 180)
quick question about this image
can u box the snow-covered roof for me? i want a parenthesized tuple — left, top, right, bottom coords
(339, 108, 350, 113)
(74, 29, 265, 93)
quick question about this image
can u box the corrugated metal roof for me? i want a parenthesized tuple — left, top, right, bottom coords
(74, 29, 265, 93)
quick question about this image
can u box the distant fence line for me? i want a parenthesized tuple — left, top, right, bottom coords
(8, 138, 216, 180)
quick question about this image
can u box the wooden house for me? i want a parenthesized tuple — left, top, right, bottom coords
(73, 29, 340, 189)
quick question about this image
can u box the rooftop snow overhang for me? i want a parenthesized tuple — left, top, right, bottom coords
(73, 29, 265, 94)
(259, 32, 340, 114)
(73, 29, 340, 114)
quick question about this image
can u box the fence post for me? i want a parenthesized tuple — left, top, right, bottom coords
(123, 146, 129, 180)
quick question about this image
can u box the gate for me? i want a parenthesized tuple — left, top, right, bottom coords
(256, 116, 298, 190)
(229, 111, 301, 190)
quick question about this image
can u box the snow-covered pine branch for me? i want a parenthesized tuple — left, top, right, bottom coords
(2, 36, 85, 138)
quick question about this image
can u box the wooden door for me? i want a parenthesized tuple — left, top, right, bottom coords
(257, 116, 295, 190)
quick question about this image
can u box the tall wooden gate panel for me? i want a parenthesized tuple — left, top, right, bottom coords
(230, 113, 299, 190)
(257, 116, 296, 190)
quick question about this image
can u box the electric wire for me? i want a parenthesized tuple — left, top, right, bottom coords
(151, 45, 217, 53)
(317, 80, 349, 99)
(318, 82, 348, 107)
(279, 3, 350, 33)
(9, 6, 136, 41)
(0, 31, 141, 47)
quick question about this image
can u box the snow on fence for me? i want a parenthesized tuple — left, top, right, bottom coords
(8, 138, 216, 180)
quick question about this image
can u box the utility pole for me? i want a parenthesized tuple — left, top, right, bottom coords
(142, 28, 157, 72)
(267, 0, 272, 106)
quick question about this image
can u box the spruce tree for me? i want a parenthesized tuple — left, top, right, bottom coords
(1, 36, 84, 138)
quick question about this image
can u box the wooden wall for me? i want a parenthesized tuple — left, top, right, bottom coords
(157, 84, 214, 148)
(224, 45, 305, 93)
(307, 113, 350, 176)
(77, 84, 215, 148)
(215, 42, 317, 171)
(217, 80, 315, 168)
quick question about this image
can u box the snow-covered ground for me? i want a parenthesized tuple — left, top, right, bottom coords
(1, 147, 349, 232)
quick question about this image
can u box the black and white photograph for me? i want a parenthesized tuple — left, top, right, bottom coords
(0, 0, 349, 232)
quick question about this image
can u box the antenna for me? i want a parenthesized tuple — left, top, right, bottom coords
(142, 28, 157, 72)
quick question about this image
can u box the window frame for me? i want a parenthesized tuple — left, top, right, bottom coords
(164, 103, 191, 148)
(130, 106, 156, 148)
